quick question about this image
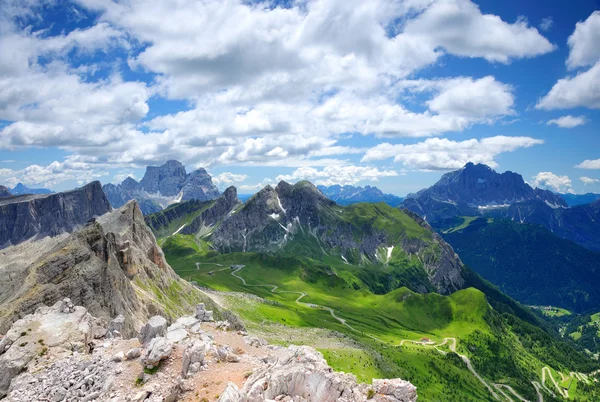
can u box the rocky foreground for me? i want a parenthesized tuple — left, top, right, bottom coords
(0, 299, 417, 402)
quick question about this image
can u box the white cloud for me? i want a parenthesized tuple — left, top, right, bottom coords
(539, 17, 553, 32)
(275, 165, 398, 186)
(566, 11, 600, 70)
(576, 159, 600, 169)
(362, 136, 543, 170)
(0, 0, 557, 187)
(546, 115, 587, 128)
(580, 176, 600, 185)
(531, 172, 573, 193)
(537, 12, 600, 111)
(426, 76, 514, 119)
(212, 172, 249, 186)
(536, 62, 600, 110)
(402, 0, 554, 63)
(0, 160, 108, 188)
(111, 172, 136, 184)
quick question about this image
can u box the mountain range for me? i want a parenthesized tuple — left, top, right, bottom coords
(402, 162, 600, 252)
(402, 162, 566, 223)
(0, 181, 111, 249)
(1, 167, 600, 400)
(102, 160, 220, 215)
(10, 183, 53, 195)
(560, 192, 600, 207)
(317, 184, 404, 206)
(0, 186, 11, 198)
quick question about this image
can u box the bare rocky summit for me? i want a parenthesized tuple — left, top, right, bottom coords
(104, 160, 220, 215)
(0, 200, 214, 336)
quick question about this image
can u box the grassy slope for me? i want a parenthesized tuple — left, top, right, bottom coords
(164, 234, 600, 401)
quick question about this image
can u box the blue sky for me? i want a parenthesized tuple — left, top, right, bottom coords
(0, 0, 599, 196)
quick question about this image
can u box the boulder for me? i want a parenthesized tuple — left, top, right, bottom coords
(125, 347, 142, 360)
(181, 340, 207, 378)
(142, 337, 173, 368)
(217, 382, 241, 402)
(108, 315, 125, 336)
(237, 345, 417, 402)
(138, 316, 167, 345)
(195, 303, 214, 322)
(0, 299, 94, 398)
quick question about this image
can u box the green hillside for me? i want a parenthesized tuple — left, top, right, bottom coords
(442, 217, 600, 313)
(162, 234, 600, 401)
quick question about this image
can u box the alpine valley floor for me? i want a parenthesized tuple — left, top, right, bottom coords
(162, 234, 600, 402)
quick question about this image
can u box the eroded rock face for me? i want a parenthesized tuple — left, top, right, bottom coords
(0, 181, 111, 249)
(105, 160, 220, 214)
(0, 298, 94, 398)
(233, 346, 417, 402)
(0, 201, 213, 336)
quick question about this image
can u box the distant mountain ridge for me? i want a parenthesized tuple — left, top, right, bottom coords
(0, 181, 111, 249)
(11, 183, 52, 195)
(0, 186, 10, 198)
(443, 217, 600, 312)
(102, 160, 220, 215)
(317, 184, 404, 206)
(560, 192, 600, 207)
(402, 162, 566, 222)
(149, 180, 466, 295)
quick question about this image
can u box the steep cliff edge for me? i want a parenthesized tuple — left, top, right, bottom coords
(0, 181, 111, 249)
(0, 201, 214, 336)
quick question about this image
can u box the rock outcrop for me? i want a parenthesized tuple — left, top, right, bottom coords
(0, 201, 214, 336)
(104, 160, 220, 215)
(224, 345, 417, 402)
(0, 298, 94, 397)
(0, 181, 111, 249)
(2, 301, 417, 402)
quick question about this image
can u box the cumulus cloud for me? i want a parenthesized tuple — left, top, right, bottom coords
(566, 11, 600, 70)
(576, 159, 600, 169)
(275, 165, 398, 186)
(212, 172, 249, 186)
(0, 160, 108, 188)
(536, 62, 600, 110)
(546, 115, 587, 128)
(426, 76, 514, 119)
(361, 136, 543, 170)
(0, 0, 557, 187)
(539, 17, 553, 32)
(531, 172, 573, 193)
(537, 12, 600, 110)
(580, 176, 600, 185)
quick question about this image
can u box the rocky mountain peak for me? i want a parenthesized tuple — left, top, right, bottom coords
(11, 182, 52, 195)
(103, 160, 220, 215)
(0, 185, 11, 198)
(402, 163, 566, 222)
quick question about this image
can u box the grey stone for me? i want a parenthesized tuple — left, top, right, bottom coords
(142, 337, 173, 368)
(138, 316, 167, 345)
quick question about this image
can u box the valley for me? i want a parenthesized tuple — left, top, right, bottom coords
(160, 230, 600, 401)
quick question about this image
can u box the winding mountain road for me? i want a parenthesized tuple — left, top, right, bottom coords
(219, 263, 588, 402)
(229, 265, 383, 342)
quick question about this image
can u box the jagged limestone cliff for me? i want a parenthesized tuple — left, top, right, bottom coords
(0, 181, 111, 249)
(0, 201, 215, 336)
